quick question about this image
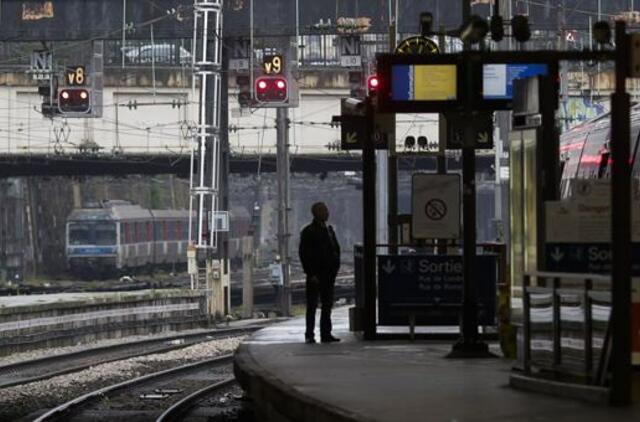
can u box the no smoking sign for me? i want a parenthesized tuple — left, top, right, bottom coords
(425, 198, 447, 221)
(412, 174, 460, 240)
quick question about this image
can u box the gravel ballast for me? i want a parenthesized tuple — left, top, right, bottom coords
(0, 336, 245, 420)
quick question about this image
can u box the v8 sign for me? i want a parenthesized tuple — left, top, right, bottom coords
(65, 66, 86, 86)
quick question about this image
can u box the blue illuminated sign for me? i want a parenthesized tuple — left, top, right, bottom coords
(483, 63, 548, 100)
(392, 65, 412, 101)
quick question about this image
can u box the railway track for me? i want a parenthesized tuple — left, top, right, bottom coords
(0, 326, 261, 389)
(34, 354, 236, 421)
(155, 375, 238, 422)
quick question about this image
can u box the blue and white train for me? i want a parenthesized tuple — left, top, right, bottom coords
(66, 201, 192, 278)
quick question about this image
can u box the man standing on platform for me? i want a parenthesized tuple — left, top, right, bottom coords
(299, 202, 341, 344)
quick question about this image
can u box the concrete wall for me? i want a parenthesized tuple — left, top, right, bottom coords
(0, 86, 440, 155)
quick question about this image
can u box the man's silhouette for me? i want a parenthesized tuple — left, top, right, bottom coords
(299, 202, 341, 344)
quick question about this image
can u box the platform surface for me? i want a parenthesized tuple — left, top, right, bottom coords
(0, 289, 198, 308)
(235, 306, 640, 422)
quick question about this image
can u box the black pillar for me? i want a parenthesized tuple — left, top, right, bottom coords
(449, 0, 491, 356)
(610, 21, 632, 406)
(363, 98, 377, 340)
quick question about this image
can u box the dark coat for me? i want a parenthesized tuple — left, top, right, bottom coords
(298, 220, 340, 278)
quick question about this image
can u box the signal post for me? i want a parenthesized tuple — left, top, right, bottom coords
(250, 41, 297, 317)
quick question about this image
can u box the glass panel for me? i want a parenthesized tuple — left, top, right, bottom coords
(69, 223, 90, 245)
(154, 222, 162, 240)
(529, 291, 554, 367)
(509, 130, 524, 317)
(560, 132, 586, 198)
(591, 298, 611, 372)
(578, 128, 608, 179)
(95, 222, 116, 245)
(559, 292, 586, 373)
(523, 128, 538, 276)
(169, 221, 177, 240)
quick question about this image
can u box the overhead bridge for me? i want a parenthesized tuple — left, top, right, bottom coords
(0, 153, 495, 178)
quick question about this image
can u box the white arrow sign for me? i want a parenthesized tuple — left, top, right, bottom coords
(381, 259, 396, 274)
(345, 132, 358, 144)
(477, 131, 489, 144)
(550, 247, 564, 262)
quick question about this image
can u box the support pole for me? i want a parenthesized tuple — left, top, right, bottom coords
(449, 0, 490, 357)
(276, 106, 291, 316)
(363, 98, 377, 340)
(609, 20, 632, 406)
(437, 25, 448, 255)
(242, 236, 254, 319)
(387, 2, 398, 255)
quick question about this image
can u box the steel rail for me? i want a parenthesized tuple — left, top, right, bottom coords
(34, 353, 234, 422)
(0, 326, 258, 389)
(155, 376, 236, 422)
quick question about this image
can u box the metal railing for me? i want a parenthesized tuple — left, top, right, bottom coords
(522, 271, 611, 385)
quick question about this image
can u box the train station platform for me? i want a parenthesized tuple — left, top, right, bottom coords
(0, 289, 209, 355)
(234, 306, 640, 422)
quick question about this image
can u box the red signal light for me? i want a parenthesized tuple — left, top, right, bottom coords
(255, 76, 288, 103)
(58, 88, 91, 114)
(367, 75, 379, 93)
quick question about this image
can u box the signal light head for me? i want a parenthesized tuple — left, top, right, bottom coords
(58, 88, 91, 114)
(511, 15, 531, 43)
(460, 15, 489, 45)
(593, 20, 611, 45)
(367, 75, 379, 94)
(490, 15, 504, 42)
(255, 76, 288, 103)
(404, 136, 416, 149)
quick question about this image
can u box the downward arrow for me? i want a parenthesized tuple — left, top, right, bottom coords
(550, 247, 564, 262)
(477, 131, 489, 144)
(381, 259, 396, 274)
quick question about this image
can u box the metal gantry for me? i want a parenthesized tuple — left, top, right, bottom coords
(189, 0, 224, 293)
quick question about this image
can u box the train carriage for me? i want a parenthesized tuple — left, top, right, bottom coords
(560, 106, 640, 194)
(66, 201, 192, 278)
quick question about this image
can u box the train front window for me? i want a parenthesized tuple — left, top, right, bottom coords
(69, 223, 90, 245)
(95, 223, 117, 245)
